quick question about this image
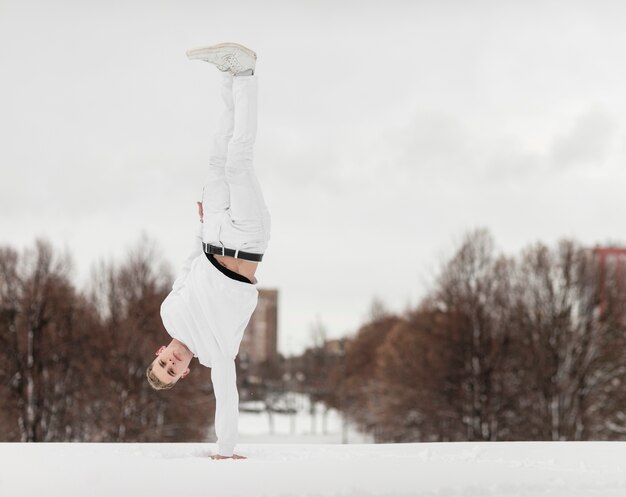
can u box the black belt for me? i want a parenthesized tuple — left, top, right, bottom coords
(202, 242, 264, 262)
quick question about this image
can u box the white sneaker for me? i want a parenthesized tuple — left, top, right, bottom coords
(186, 42, 257, 75)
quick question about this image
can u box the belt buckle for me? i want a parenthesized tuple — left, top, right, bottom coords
(219, 241, 225, 256)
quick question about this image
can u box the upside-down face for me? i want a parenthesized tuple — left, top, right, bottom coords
(151, 340, 194, 385)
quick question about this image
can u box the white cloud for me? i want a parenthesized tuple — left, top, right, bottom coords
(551, 107, 617, 170)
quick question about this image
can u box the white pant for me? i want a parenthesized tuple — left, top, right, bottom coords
(201, 72, 271, 255)
(200, 72, 269, 456)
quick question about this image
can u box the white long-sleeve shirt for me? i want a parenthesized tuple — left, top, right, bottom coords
(160, 221, 258, 455)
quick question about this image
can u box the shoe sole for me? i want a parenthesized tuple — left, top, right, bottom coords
(186, 42, 257, 61)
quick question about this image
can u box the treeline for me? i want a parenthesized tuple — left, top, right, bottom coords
(314, 229, 626, 441)
(0, 238, 214, 442)
(2, 229, 625, 443)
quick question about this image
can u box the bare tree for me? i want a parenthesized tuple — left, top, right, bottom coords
(337, 311, 402, 440)
(345, 231, 626, 442)
(425, 229, 518, 440)
(513, 240, 626, 440)
(85, 237, 214, 442)
(373, 309, 444, 441)
(0, 235, 218, 443)
(0, 240, 95, 441)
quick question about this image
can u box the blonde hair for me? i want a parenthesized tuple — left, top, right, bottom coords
(146, 363, 177, 390)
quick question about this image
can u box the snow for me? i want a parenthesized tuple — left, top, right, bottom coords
(2, 441, 626, 496)
(237, 396, 374, 444)
(1, 399, 625, 496)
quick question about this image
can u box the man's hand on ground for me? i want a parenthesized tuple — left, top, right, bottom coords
(209, 453, 247, 460)
(197, 201, 204, 223)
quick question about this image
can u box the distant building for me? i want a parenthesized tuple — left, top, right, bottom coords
(590, 247, 626, 318)
(323, 338, 345, 356)
(593, 247, 626, 281)
(239, 288, 279, 366)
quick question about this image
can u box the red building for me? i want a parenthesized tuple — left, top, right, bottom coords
(591, 247, 626, 317)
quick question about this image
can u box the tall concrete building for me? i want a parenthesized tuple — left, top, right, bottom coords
(239, 288, 279, 366)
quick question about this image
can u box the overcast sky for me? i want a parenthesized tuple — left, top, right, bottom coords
(2, 0, 626, 355)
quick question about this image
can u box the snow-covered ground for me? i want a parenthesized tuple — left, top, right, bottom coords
(237, 394, 374, 444)
(2, 441, 626, 496)
(2, 397, 625, 496)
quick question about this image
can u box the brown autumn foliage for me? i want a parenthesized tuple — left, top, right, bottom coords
(373, 308, 463, 442)
(0, 237, 215, 442)
(0, 240, 93, 442)
(512, 239, 626, 440)
(84, 239, 215, 442)
(337, 308, 402, 438)
(2, 227, 626, 443)
(336, 229, 626, 442)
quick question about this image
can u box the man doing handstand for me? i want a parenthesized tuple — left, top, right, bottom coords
(145, 42, 271, 460)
